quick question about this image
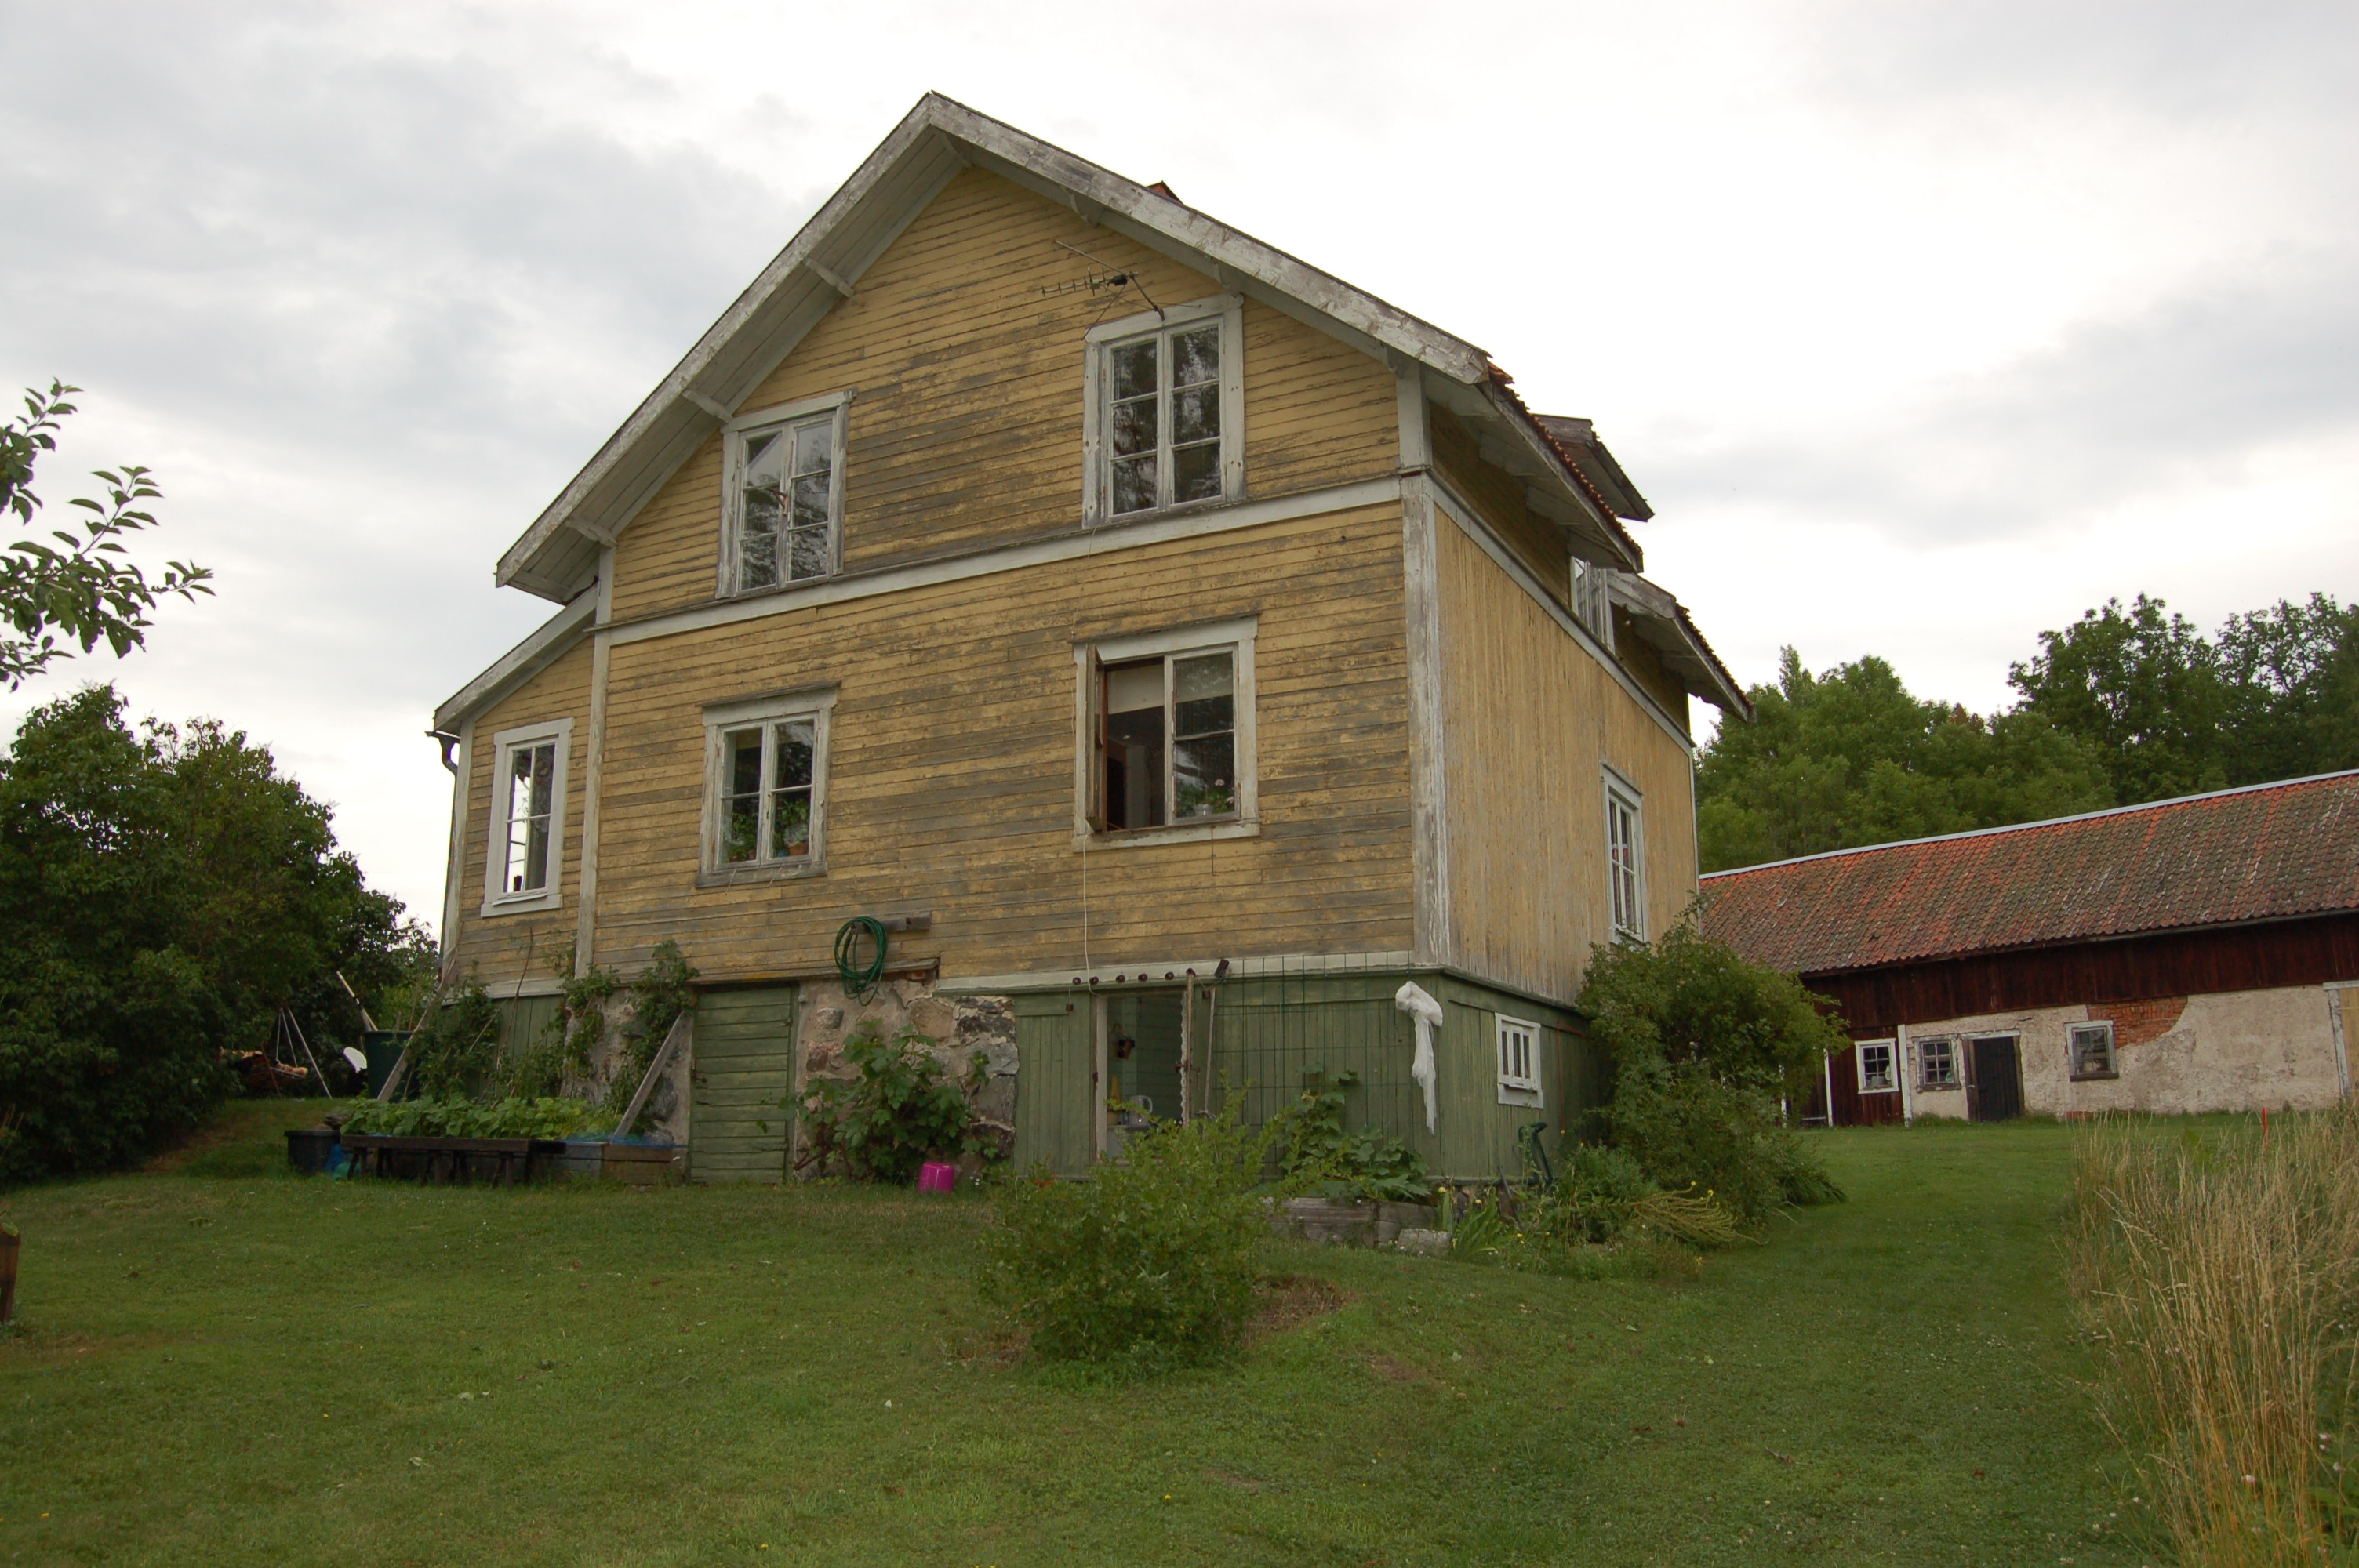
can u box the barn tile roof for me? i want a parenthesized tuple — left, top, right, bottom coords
(1699, 771, 2359, 975)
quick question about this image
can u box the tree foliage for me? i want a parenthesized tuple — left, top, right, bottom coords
(0, 685, 434, 1182)
(0, 383, 213, 689)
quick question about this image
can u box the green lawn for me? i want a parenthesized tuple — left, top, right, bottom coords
(0, 1107, 2150, 1566)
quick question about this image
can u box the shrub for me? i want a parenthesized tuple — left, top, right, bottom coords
(1276, 1067, 1431, 1201)
(341, 1096, 594, 1139)
(1576, 920, 1848, 1221)
(403, 981, 503, 1100)
(798, 1021, 988, 1183)
(600, 941, 696, 1131)
(979, 1112, 1277, 1372)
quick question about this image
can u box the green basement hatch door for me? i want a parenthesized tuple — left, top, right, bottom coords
(689, 985, 798, 1182)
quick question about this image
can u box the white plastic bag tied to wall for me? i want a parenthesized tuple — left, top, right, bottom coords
(1394, 982, 1445, 1133)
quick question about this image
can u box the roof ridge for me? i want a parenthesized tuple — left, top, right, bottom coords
(1699, 767, 2359, 881)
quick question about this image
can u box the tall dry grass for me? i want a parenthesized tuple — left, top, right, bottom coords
(2068, 1106, 2359, 1566)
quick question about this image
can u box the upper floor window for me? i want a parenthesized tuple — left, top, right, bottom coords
(1075, 619, 1259, 844)
(701, 689, 834, 883)
(1082, 296, 1244, 526)
(1604, 771, 1645, 942)
(724, 393, 847, 595)
(482, 718, 572, 916)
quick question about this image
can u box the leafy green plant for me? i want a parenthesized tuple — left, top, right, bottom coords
(1276, 1066, 1431, 1202)
(798, 1022, 990, 1183)
(405, 981, 503, 1101)
(599, 941, 696, 1132)
(978, 1111, 1278, 1372)
(340, 1096, 594, 1139)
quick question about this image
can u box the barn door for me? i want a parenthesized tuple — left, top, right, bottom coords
(1968, 1036, 2023, 1122)
(1012, 993, 1096, 1176)
(689, 985, 798, 1183)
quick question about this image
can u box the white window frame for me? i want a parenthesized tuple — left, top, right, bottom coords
(481, 718, 572, 916)
(1916, 1035, 1961, 1089)
(1856, 1039, 1899, 1094)
(1604, 768, 1646, 944)
(2068, 1020, 2118, 1081)
(1496, 1014, 1543, 1108)
(700, 688, 836, 884)
(1081, 295, 1245, 528)
(1072, 618, 1259, 848)
(719, 390, 851, 598)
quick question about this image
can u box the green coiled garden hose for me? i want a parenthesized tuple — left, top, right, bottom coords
(833, 916, 889, 1003)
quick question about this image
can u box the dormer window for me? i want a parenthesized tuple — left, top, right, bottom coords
(724, 393, 848, 595)
(1082, 296, 1243, 525)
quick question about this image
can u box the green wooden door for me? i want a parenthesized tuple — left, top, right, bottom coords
(1012, 993, 1095, 1177)
(689, 986, 798, 1184)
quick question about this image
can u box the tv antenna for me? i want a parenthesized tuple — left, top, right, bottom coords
(1042, 239, 1163, 325)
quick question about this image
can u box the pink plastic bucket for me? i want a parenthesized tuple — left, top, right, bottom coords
(918, 1161, 957, 1193)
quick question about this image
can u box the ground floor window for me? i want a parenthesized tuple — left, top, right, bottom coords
(701, 689, 834, 880)
(1857, 1039, 1898, 1094)
(1496, 1014, 1542, 1107)
(1917, 1036, 1959, 1087)
(2069, 1020, 2118, 1080)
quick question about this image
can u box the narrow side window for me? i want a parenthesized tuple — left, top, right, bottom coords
(482, 719, 572, 916)
(1605, 777, 1645, 943)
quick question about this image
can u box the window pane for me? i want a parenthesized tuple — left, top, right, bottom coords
(1110, 395, 1157, 457)
(1170, 325, 1219, 388)
(723, 728, 763, 863)
(1110, 339, 1157, 400)
(791, 419, 831, 477)
(740, 428, 787, 590)
(1171, 440, 1220, 503)
(787, 527, 831, 581)
(772, 788, 811, 858)
(1110, 454, 1156, 514)
(772, 720, 815, 789)
(1105, 702, 1165, 831)
(1172, 383, 1219, 445)
(1173, 731, 1234, 818)
(739, 524, 779, 590)
(790, 471, 831, 531)
(1105, 661, 1164, 716)
(1172, 653, 1232, 734)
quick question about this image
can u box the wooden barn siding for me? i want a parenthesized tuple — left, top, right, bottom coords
(447, 637, 594, 988)
(609, 167, 1400, 622)
(1808, 913, 2359, 1033)
(1429, 409, 1571, 604)
(1433, 508, 1699, 1004)
(590, 502, 1416, 982)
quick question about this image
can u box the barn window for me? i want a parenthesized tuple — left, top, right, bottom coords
(2069, 1021, 2118, 1080)
(1605, 774, 1645, 943)
(724, 393, 848, 595)
(1082, 296, 1244, 525)
(1496, 1014, 1543, 1107)
(481, 718, 571, 916)
(700, 689, 834, 883)
(1077, 619, 1258, 846)
(1917, 1036, 1960, 1088)
(1857, 1040, 1898, 1094)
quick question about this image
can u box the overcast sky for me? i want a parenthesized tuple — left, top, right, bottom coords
(5, 0, 2354, 931)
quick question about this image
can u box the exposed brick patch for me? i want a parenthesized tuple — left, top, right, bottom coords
(2092, 996, 2188, 1047)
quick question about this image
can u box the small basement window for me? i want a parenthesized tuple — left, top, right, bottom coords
(482, 718, 570, 916)
(702, 691, 834, 880)
(2070, 1021, 2118, 1080)
(1917, 1036, 1960, 1088)
(1496, 1014, 1543, 1108)
(1083, 296, 1243, 524)
(1079, 621, 1257, 840)
(1857, 1040, 1898, 1094)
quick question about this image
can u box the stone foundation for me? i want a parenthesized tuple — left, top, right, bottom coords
(790, 976, 1016, 1172)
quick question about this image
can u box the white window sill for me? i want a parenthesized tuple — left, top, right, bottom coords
(697, 858, 826, 889)
(1917, 1081, 1964, 1093)
(1497, 1083, 1543, 1109)
(480, 891, 562, 918)
(1094, 489, 1242, 532)
(1074, 818, 1259, 851)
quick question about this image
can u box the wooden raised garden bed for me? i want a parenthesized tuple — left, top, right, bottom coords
(338, 1134, 569, 1187)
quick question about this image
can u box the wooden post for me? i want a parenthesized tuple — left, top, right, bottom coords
(376, 960, 460, 1102)
(612, 1012, 692, 1138)
(1178, 973, 1196, 1123)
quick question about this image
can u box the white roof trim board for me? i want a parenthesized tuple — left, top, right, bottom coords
(495, 93, 1638, 604)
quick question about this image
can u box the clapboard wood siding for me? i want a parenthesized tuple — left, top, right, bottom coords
(448, 637, 594, 989)
(609, 169, 1400, 622)
(1435, 507, 1698, 1004)
(588, 501, 1414, 982)
(1430, 408, 1571, 604)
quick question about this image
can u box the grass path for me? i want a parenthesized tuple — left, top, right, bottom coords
(0, 1109, 2145, 1566)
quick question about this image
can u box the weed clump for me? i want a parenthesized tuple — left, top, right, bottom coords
(978, 1112, 1276, 1373)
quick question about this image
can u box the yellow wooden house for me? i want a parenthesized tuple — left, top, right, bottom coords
(429, 95, 1749, 1181)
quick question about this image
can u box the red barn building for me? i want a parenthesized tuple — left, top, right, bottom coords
(1700, 771, 2359, 1125)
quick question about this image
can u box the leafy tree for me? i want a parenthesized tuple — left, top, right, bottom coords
(1697, 650, 2110, 870)
(1, 383, 213, 688)
(2007, 594, 2228, 804)
(0, 686, 432, 1181)
(2215, 593, 2359, 784)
